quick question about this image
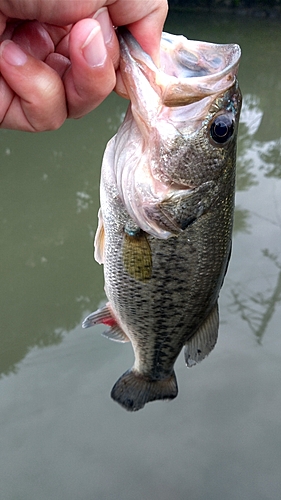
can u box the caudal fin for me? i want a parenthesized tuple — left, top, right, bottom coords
(111, 369, 178, 412)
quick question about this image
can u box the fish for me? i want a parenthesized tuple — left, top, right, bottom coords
(83, 28, 242, 411)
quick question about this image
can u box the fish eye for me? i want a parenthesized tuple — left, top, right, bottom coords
(210, 114, 234, 144)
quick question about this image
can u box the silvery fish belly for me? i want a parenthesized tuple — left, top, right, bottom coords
(83, 28, 242, 411)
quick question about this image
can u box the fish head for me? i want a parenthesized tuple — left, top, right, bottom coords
(115, 29, 242, 238)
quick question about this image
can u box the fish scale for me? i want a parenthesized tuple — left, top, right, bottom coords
(83, 28, 242, 411)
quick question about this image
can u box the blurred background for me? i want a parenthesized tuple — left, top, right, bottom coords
(0, 5, 280, 500)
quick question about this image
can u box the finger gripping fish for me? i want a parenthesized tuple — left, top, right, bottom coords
(83, 28, 242, 412)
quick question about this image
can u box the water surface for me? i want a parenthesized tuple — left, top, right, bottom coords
(0, 11, 280, 500)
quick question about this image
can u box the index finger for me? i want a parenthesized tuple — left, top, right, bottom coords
(0, 0, 168, 61)
(108, 0, 168, 64)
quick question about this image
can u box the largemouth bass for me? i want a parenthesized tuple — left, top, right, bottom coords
(83, 28, 242, 411)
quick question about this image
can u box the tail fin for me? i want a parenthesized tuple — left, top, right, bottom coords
(111, 369, 178, 412)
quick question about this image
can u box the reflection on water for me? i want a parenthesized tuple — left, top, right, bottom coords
(230, 56, 281, 344)
(232, 96, 281, 344)
(0, 9, 281, 500)
(230, 250, 281, 343)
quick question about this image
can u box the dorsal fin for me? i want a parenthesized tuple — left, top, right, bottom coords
(184, 302, 219, 367)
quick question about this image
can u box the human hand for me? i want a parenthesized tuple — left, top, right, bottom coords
(0, 0, 168, 131)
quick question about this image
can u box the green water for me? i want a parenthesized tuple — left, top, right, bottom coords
(0, 11, 280, 500)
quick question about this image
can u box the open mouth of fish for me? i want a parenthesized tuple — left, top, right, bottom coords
(114, 29, 241, 239)
(118, 27, 240, 116)
(118, 28, 240, 105)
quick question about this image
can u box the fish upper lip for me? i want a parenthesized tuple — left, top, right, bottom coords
(117, 28, 241, 107)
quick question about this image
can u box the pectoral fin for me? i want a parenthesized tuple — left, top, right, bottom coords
(122, 227, 152, 282)
(94, 209, 105, 264)
(184, 302, 219, 367)
(82, 303, 130, 343)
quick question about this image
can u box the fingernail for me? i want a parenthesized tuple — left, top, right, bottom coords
(82, 25, 107, 67)
(94, 7, 114, 44)
(1, 40, 27, 66)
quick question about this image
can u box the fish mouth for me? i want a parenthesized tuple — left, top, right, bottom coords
(117, 28, 241, 107)
(114, 29, 241, 240)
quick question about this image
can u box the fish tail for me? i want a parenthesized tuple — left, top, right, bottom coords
(111, 369, 178, 412)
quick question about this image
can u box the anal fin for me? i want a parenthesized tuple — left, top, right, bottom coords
(184, 302, 219, 367)
(111, 369, 178, 411)
(82, 303, 130, 343)
(101, 324, 130, 343)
